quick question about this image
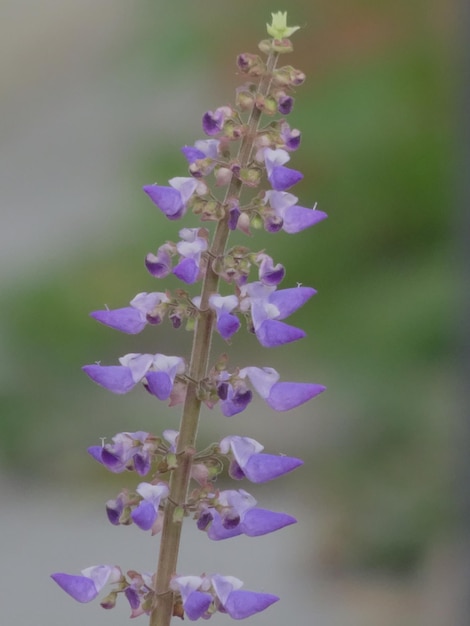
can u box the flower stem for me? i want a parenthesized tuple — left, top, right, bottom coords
(149, 49, 279, 626)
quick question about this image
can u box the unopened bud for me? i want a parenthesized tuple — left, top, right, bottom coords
(237, 53, 266, 76)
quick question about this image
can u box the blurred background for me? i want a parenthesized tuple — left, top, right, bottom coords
(0, 0, 461, 624)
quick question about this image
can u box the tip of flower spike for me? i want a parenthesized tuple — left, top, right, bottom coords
(267, 12, 300, 40)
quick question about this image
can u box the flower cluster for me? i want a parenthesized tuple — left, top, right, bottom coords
(52, 12, 326, 624)
(52, 567, 278, 621)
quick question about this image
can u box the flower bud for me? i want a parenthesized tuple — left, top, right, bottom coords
(236, 53, 266, 76)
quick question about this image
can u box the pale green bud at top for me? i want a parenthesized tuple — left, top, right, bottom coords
(266, 11, 300, 39)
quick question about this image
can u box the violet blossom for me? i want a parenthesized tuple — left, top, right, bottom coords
(131, 482, 169, 533)
(240, 280, 315, 347)
(208, 294, 240, 340)
(219, 435, 303, 483)
(263, 147, 303, 191)
(90, 291, 170, 334)
(264, 189, 328, 234)
(171, 573, 279, 620)
(143, 177, 199, 220)
(173, 227, 208, 284)
(197, 488, 296, 540)
(83, 352, 185, 400)
(88, 431, 152, 475)
(51, 565, 122, 604)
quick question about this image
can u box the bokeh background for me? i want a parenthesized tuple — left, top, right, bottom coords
(0, 0, 462, 624)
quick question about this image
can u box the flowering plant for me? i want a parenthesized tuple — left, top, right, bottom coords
(52, 12, 326, 626)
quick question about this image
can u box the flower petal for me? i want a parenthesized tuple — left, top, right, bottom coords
(267, 382, 326, 411)
(268, 286, 316, 319)
(224, 590, 279, 619)
(216, 312, 240, 340)
(243, 453, 303, 483)
(173, 257, 199, 284)
(255, 319, 305, 347)
(268, 165, 303, 191)
(283, 205, 327, 233)
(184, 591, 212, 620)
(90, 307, 147, 334)
(131, 500, 157, 530)
(241, 508, 296, 536)
(143, 185, 184, 219)
(145, 370, 172, 400)
(82, 365, 136, 394)
(51, 573, 99, 603)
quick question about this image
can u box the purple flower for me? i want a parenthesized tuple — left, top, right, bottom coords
(277, 94, 294, 115)
(171, 574, 279, 620)
(181, 139, 220, 174)
(199, 489, 296, 540)
(90, 292, 170, 334)
(264, 148, 303, 191)
(171, 576, 213, 621)
(219, 435, 303, 483)
(256, 253, 285, 286)
(228, 202, 241, 230)
(145, 243, 173, 278)
(279, 121, 301, 150)
(264, 189, 328, 234)
(202, 106, 232, 136)
(217, 373, 253, 417)
(123, 571, 155, 618)
(239, 365, 325, 411)
(173, 228, 208, 284)
(83, 352, 185, 399)
(211, 574, 279, 620)
(240, 281, 315, 347)
(105, 493, 126, 525)
(88, 431, 152, 475)
(208, 294, 240, 340)
(51, 565, 122, 603)
(131, 482, 169, 532)
(143, 177, 198, 220)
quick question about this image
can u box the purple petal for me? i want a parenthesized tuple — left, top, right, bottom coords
(82, 365, 136, 394)
(224, 590, 279, 619)
(90, 307, 147, 334)
(202, 111, 223, 135)
(255, 319, 306, 347)
(173, 257, 199, 284)
(184, 591, 212, 620)
(145, 371, 172, 401)
(106, 498, 124, 525)
(125, 587, 141, 610)
(283, 205, 328, 233)
(87, 446, 104, 464)
(145, 252, 172, 278)
(143, 185, 184, 220)
(269, 287, 316, 319)
(134, 452, 151, 476)
(181, 146, 206, 163)
(228, 459, 246, 480)
(206, 511, 243, 540)
(243, 453, 303, 483)
(51, 573, 99, 603)
(278, 95, 294, 115)
(267, 382, 326, 411)
(268, 165, 303, 191)
(241, 508, 296, 536)
(228, 205, 241, 230)
(131, 500, 157, 531)
(101, 448, 127, 472)
(221, 389, 253, 417)
(217, 312, 240, 340)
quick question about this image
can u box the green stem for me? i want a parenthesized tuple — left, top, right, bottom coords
(149, 49, 279, 626)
